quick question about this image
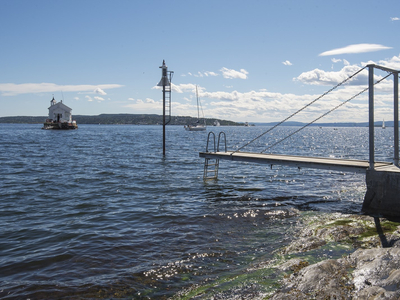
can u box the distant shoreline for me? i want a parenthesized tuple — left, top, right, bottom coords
(0, 114, 396, 127)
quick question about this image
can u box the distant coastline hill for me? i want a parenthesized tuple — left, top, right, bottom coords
(0, 114, 396, 127)
(0, 114, 240, 126)
(253, 121, 396, 127)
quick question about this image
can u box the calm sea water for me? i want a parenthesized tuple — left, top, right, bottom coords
(0, 124, 395, 299)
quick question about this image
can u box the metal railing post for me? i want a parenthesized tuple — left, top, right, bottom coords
(394, 72, 399, 166)
(368, 64, 375, 170)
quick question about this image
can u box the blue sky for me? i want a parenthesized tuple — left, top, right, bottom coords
(1, 0, 399, 123)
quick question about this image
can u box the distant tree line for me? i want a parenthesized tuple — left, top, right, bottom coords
(0, 114, 242, 126)
(1, 114, 396, 127)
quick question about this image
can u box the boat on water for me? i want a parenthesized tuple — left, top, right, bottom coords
(382, 119, 386, 129)
(213, 120, 220, 126)
(184, 86, 206, 131)
(42, 97, 78, 130)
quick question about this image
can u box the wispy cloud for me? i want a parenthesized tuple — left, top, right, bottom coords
(124, 98, 162, 111)
(182, 68, 248, 79)
(94, 96, 104, 101)
(282, 60, 292, 66)
(319, 43, 392, 56)
(331, 58, 350, 66)
(220, 67, 248, 79)
(391, 17, 399, 21)
(0, 83, 123, 96)
(183, 71, 218, 77)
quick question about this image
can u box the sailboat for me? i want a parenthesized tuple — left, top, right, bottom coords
(184, 86, 206, 131)
(382, 119, 386, 129)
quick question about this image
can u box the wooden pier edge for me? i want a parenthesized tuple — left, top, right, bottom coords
(200, 151, 400, 217)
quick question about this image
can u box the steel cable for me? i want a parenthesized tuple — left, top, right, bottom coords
(231, 66, 368, 154)
(261, 71, 393, 153)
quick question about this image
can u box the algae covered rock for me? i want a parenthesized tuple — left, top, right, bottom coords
(271, 258, 353, 299)
(270, 214, 400, 299)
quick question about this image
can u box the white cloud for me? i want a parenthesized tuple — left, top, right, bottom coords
(0, 83, 123, 96)
(282, 60, 292, 66)
(367, 54, 400, 70)
(183, 68, 246, 79)
(85, 96, 93, 102)
(94, 96, 104, 101)
(184, 71, 218, 77)
(124, 98, 163, 111)
(391, 17, 399, 21)
(128, 98, 135, 101)
(73, 97, 79, 100)
(319, 44, 392, 56)
(220, 67, 249, 79)
(94, 88, 107, 95)
(146, 98, 155, 103)
(170, 55, 399, 123)
(331, 58, 350, 66)
(205, 71, 218, 77)
(153, 82, 199, 94)
(294, 64, 368, 86)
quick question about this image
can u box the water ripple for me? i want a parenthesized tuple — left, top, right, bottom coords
(0, 124, 389, 298)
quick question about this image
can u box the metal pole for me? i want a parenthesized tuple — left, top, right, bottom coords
(394, 72, 399, 166)
(163, 84, 166, 156)
(158, 60, 168, 156)
(368, 65, 375, 170)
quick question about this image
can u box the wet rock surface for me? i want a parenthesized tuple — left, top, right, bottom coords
(270, 213, 400, 300)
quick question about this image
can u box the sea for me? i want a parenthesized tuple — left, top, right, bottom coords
(0, 124, 395, 299)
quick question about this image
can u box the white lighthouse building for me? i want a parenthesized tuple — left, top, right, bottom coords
(42, 97, 78, 129)
(48, 97, 73, 123)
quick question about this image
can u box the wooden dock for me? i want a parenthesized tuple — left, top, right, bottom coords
(199, 151, 398, 174)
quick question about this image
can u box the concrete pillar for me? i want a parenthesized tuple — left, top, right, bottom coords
(362, 168, 400, 217)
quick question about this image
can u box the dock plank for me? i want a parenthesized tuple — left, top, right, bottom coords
(199, 151, 395, 174)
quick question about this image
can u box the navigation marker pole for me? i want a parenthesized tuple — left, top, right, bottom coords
(157, 60, 173, 156)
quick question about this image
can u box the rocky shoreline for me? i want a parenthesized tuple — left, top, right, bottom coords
(173, 211, 400, 299)
(270, 212, 400, 299)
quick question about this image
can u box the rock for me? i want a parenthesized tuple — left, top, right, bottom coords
(271, 259, 353, 299)
(270, 214, 400, 300)
(350, 248, 400, 299)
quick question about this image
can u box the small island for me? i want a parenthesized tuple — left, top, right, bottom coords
(42, 97, 78, 130)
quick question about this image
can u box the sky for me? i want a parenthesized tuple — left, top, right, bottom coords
(0, 0, 399, 123)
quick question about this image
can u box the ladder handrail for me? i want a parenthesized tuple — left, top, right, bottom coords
(206, 132, 216, 152)
(217, 132, 227, 152)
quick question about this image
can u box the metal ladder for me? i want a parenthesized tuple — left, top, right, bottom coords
(164, 72, 173, 125)
(203, 132, 226, 180)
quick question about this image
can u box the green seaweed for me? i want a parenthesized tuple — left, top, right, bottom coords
(359, 221, 400, 239)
